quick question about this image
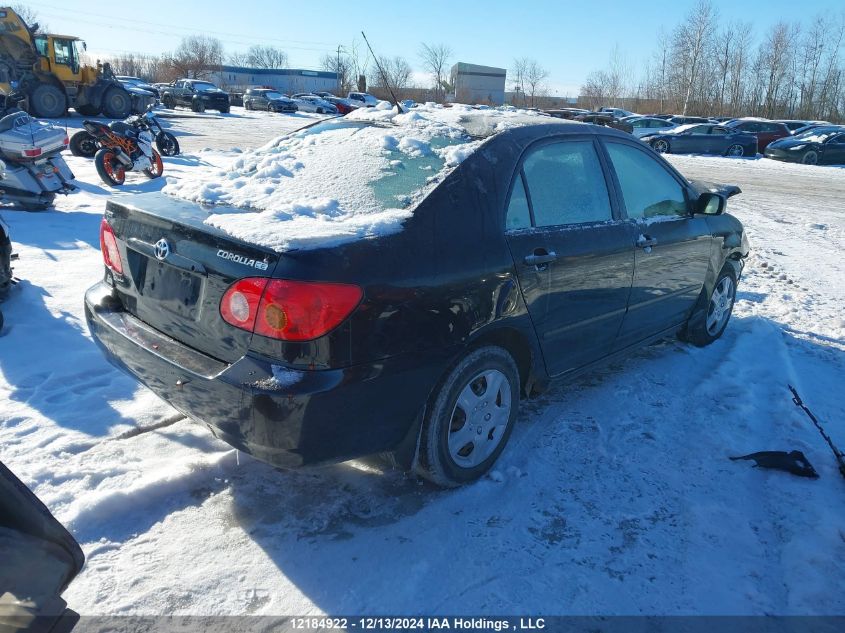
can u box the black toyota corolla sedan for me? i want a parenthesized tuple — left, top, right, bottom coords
(641, 123, 759, 157)
(85, 112, 749, 487)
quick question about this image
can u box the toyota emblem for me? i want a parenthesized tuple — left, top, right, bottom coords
(154, 238, 171, 261)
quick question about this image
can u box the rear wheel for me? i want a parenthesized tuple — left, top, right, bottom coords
(192, 99, 205, 113)
(155, 131, 180, 156)
(162, 95, 175, 109)
(143, 150, 164, 179)
(416, 346, 520, 487)
(94, 149, 126, 186)
(101, 86, 131, 119)
(725, 143, 745, 157)
(29, 84, 67, 118)
(802, 150, 819, 165)
(69, 131, 98, 157)
(651, 139, 670, 154)
(219, 106, 230, 114)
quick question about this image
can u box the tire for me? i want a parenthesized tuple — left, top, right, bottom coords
(28, 84, 67, 118)
(416, 346, 520, 487)
(94, 149, 126, 186)
(244, 101, 251, 111)
(155, 131, 180, 156)
(801, 150, 818, 165)
(162, 95, 175, 109)
(75, 104, 100, 117)
(69, 131, 98, 157)
(192, 100, 205, 113)
(101, 86, 131, 119)
(651, 139, 670, 154)
(143, 150, 164, 179)
(219, 106, 229, 114)
(725, 143, 745, 157)
(681, 266, 737, 347)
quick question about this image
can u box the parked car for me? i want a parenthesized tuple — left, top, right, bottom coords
(628, 116, 677, 138)
(324, 96, 356, 114)
(348, 91, 379, 107)
(116, 75, 159, 98)
(243, 88, 298, 113)
(546, 108, 588, 120)
(85, 116, 748, 487)
(764, 126, 845, 165)
(599, 107, 635, 118)
(160, 79, 230, 113)
(723, 118, 790, 151)
(774, 119, 830, 133)
(575, 112, 634, 134)
(642, 123, 758, 157)
(790, 122, 831, 136)
(292, 95, 338, 114)
(668, 115, 714, 126)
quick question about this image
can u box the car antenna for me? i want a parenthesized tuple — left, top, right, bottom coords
(360, 31, 404, 114)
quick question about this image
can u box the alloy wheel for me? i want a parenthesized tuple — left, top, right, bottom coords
(727, 144, 744, 157)
(706, 275, 735, 336)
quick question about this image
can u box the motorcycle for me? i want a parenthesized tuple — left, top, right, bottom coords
(75, 110, 169, 186)
(69, 106, 180, 160)
(0, 92, 77, 210)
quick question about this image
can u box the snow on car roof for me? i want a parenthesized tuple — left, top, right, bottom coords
(163, 102, 556, 251)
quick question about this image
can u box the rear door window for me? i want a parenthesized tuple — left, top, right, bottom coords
(605, 142, 688, 219)
(519, 141, 613, 227)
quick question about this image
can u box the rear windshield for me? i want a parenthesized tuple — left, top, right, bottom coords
(163, 103, 556, 251)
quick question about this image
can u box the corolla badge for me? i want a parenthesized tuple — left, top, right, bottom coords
(154, 238, 171, 261)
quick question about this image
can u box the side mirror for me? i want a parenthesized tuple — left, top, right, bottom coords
(696, 192, 726, 216)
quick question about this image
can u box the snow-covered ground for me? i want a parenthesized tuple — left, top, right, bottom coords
(1, 108, 844, 615)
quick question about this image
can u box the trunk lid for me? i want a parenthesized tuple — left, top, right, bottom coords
(104, 193, 281, 364)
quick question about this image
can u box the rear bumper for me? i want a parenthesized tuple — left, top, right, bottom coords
(84, 282, 447, 468)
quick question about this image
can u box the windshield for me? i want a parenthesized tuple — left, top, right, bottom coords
(792, 127, 842, 142)
(192, 82, 218, 91)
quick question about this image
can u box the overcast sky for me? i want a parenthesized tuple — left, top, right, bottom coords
(25, 0, 845, 95)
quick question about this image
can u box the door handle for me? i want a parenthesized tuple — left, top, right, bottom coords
(524, 250, 558, 266)
(636, 234, 658, 248)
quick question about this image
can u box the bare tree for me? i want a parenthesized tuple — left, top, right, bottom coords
(372, 56, 412, 95)
(419, 43, 452, 102)
(244, 45, 288, 69)
(671, 0, 718, 114)
(168, 35, 224, 80)
(511, 58, 528, 106)
(524, 60, 549, 107)
(321, 51, 352, 94)
(11, 3, 47, 32)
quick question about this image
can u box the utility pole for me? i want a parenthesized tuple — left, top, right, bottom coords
(336, 45, 345, 94)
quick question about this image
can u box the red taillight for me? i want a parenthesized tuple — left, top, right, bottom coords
(220, 278, 362, 341)
(23, 147, 42, 157)
(99, 218, 123, 275)
(63, 135, 70, 146)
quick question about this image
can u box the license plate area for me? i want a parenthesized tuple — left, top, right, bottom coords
(138, 258, 203, 320)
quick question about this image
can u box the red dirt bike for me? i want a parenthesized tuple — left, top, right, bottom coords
(79, 116, 164, 186)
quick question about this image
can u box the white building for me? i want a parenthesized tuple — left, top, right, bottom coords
(212, 66, 339, 94)
(451, 62, 507, 105)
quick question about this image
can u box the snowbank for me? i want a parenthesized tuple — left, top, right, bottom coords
(162, 103, 553, 251)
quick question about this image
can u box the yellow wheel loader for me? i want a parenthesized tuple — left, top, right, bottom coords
(0, 7, 152, 118)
